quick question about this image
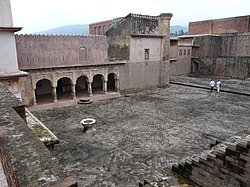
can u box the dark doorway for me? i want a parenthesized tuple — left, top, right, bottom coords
(191, 61, 199, 74)
(107, 73, 116, 92)
(57, 77, 72, 100)
(35, 79, 53, 104)
(76, 76, 88, 97)
(92, 74, 103, 94)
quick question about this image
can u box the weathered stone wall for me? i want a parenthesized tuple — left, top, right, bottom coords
(0, 84, 77, 186)
(189, 15, 250, 35)
(173, 131, 250, 187)
(106, 13, 161, 62)
(170, 39, 178, 59)
(15, 34, 109, 70)
(193, 33, 250, 78)
(215, 57, 249, 79)
(119, 61, 161, 92)
(221, 33, 250, 57)
(169, 58, 191, 76)
(19, 75, 34, 106)
(193, 35, 221, 58)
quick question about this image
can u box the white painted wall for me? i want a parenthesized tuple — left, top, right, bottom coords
(0, 0, 13, 27)
(0, 32, 19, 73)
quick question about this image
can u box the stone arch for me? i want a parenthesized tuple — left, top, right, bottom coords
(56, 77, 72, 100)
(92, 74, 104, 94)
(76, 75, 88, 97)
(107, 73, 117, 92)
(35, 79, 53, 104)
(98, 26, 102, 35)
(94, 27, 97, 35)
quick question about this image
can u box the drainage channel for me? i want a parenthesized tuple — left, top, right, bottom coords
(169, 81, 250, 97)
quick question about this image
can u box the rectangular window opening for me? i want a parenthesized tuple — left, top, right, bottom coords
(145, 49, 149, 60)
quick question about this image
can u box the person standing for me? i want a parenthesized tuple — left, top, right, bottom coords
(216, 80, 221, 92)
(209, 79, 215, 92)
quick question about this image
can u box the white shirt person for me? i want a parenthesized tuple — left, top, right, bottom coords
(216, 80, 221, 92)
(209, 80, 215, 92)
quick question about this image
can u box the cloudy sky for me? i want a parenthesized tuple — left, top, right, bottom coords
(10, 0, 250, 34)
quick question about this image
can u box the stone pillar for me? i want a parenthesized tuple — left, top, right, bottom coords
(103, 80, 108, 94)
(160, 13, 172, 61)
(159, 13, 172, 87)
(115, 77, 120, 92)
(87, 82, 93, 96)
(71, 83, 76, 99)
(33, 89, 37, 105)
(53, 86, 57, 103)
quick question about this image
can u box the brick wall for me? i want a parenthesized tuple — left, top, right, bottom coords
(89, 20, 112, 35)
(189, 20, 212, 35)
(0, 138, 20, 187)
(189, 15, 250, 35)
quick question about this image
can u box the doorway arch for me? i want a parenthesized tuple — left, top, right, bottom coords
(191, 60, 199, 74)
(92, 74, 104, 94)
(35, 79, 53, 104)
(56, 77, 72, 100)
(76, 76, 88, 97)
(107, 73, 116, 92)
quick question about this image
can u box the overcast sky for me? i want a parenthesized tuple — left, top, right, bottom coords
(10, 0, 250, 34)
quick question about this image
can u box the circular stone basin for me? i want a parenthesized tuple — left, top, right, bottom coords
(81, 118, 96, 131)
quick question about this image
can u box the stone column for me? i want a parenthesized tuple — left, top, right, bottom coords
(160, 13, 172, 61)
(115, 77, 120, 92)
(71, 83, 76, 99)
(87, 82, 93, 96)
(159, 13, 172, 87)
(53, 86, 57, 103)
(33, 89, 37, 105)
(103, 80, 108, 94)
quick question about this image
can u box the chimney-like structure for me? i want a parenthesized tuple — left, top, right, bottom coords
(159, 13, 172, 87)
(160, 13, 172, 61)
(0, 0, 27, 99)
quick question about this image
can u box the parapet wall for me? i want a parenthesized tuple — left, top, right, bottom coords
(0, 84, 77, 186)
(15, 34, 109, 70)
(189, 15, 250, 35)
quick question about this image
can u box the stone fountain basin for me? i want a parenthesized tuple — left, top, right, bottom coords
(81, 118, 96, 129)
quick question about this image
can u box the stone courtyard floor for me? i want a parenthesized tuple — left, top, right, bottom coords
(32, 75, 250, 187)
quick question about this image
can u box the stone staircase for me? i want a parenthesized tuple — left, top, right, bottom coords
(137, 130, 250, 187)
(192, 57, 213, 76)
(172, 132, 250, 187)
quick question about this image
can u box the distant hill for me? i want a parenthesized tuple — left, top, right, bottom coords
(170, 25, 188, 36)
(33, 24, 187, 35)
(34, 24, 89, 35)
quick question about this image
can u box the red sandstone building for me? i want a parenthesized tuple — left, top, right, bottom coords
(15, 13, 172, 106)
(169, 15, 250, 79)
(1, 1, 250, 185)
